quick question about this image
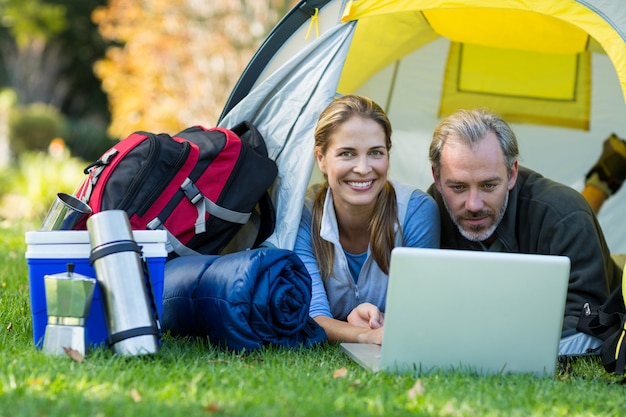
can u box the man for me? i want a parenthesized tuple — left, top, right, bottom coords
(427, 108, 622, 355)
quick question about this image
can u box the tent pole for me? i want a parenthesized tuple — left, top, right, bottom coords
(385, 60, 400, 114)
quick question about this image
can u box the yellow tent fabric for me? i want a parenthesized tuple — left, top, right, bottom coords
(439, 43, 591, 130)
(337, 0, 620, 129)
(424, 8, 589, 54)
(336, 11, 437, 94)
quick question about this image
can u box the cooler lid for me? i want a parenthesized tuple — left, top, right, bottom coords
(25, 230, 168, 259)
(25, 230, 167, 244)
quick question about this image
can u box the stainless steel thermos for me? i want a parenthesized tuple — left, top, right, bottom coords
(87, 210, 160, 355)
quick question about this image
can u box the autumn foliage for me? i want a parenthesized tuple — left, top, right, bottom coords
(92, 0, 291, 138)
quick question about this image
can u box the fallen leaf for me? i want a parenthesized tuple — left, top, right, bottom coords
(442, 400, 455, 414)
(130, 388, 142, 403)
(62, 347, 84, 363)
(333, 367, 348, 378)
(204, 402, 221, 413)
(407, 379, 425, 399)
(27, 377, 44, 387)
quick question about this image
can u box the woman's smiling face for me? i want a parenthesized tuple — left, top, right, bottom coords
(315, 115, 389, 215)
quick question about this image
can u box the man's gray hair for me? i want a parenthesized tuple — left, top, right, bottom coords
(429, 108, 519, 176)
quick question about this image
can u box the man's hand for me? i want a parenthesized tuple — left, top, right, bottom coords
(347, 302, 385, 330)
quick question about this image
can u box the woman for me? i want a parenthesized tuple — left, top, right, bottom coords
(294, 95, 440, 344)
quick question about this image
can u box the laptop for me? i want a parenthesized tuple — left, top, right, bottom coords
(340, 247, 570, 377)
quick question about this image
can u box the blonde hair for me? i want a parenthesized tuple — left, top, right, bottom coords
(310, 95, 399, 280)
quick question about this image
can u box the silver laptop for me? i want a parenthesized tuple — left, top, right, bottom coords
(340, 247, 570, 377)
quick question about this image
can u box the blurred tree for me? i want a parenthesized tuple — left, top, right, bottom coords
(92, 0, 294, 138)
(0, 0, 108, 113)
(0, 0, 68, 108)
(0, 0, 113, 160)
(46, 0, 110, 119)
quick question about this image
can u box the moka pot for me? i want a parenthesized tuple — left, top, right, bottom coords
(42, 263, 96, 356)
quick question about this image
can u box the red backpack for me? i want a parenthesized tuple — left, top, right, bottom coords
(75, 121, 277, 256)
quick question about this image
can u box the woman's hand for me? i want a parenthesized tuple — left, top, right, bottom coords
(347, 302, 385, 330)
(314, 311, 384, 345)
(357, 326, 384, 345)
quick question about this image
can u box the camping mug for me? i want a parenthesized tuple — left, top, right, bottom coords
(87, 210, 160, 356)
(41, 192, 92, 230)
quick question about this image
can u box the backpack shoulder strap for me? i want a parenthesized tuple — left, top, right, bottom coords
(577, 283, 626, 340)
(600, 261, 626, 375)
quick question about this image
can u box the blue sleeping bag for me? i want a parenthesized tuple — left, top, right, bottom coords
(161, 248, 327, 350)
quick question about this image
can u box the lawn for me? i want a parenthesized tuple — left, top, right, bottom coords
(1, 220, 625, 417)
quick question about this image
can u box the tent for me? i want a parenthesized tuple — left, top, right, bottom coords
(218, 0, 626, 254)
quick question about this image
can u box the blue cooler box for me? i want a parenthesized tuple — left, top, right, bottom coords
(25, 230, 168, 348)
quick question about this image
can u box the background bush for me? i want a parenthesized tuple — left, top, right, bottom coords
(8, 102, 65, 156)
(0, 151, 86, 222)
(62, 117, 116, 161)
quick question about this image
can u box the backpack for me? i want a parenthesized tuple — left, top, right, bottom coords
(74, 121, 278, 257)
(576, 263, 626, 375)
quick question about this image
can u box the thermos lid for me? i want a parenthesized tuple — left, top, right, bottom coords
(87, 210, 134, 249)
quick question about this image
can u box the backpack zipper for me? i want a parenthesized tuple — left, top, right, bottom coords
(135, 139, 191, 216)
(212, 134, 247, 206)
(118, 135, 160, 211)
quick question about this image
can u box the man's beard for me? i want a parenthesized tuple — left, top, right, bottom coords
(444, 191, 509, 242)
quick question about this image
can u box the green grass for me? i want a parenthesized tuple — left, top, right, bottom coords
(1, 220, 625, 417)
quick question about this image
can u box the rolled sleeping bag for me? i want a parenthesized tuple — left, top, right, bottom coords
(161, 248, 327, 350)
